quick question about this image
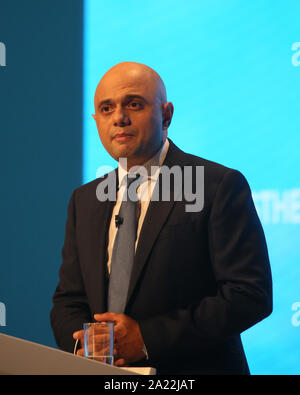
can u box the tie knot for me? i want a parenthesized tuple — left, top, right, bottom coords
(125, 173, 141, 188)
(123, 173, 141, 202)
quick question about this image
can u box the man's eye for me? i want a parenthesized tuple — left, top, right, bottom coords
(128, 101, 142, 109)
(101, 105, 113, 113)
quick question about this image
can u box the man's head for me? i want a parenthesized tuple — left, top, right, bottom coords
(93, 62, 174, 169)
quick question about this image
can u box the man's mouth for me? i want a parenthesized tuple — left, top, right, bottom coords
(113, 133, 134, 142)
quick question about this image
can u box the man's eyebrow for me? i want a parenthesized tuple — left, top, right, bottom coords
(98, 98, 113, 109)
(124, 94, 148, 103)
(97, 94, 148, 109)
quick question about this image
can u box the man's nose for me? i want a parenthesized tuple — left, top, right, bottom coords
(113, 106, 131, 127)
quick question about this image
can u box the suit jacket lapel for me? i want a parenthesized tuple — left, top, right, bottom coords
(89, 170, 118, 314)
(126, 140, 185, 307)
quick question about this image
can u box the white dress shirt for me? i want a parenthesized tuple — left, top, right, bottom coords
(106, 138, 170, 274)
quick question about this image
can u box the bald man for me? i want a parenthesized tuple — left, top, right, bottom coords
(51, 62, 272, 375)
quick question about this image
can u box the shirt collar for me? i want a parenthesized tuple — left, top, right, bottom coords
(118, 138, 170, 188)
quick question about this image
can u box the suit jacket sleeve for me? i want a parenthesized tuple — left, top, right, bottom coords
(138, 169, 273, 363)
(50, 190, 92, 353)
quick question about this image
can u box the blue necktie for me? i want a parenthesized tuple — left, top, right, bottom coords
(108, 174, 140, 313)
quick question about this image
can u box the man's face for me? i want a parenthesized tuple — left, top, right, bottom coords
(93, 64, 173, 169)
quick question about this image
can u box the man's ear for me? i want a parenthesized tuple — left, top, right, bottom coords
(162, 102, 174, 130)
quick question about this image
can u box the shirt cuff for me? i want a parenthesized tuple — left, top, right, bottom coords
(142, 343, 149, 360)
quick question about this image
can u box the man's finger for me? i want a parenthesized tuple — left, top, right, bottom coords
(114, 358, 127, 367)
(73, 329, 84, 340)
(94, 312, 119, 322)
(76, 347, 85, 357)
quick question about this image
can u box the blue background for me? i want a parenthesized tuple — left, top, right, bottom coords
(1, 0, 299, 375)
(83, 0, 300, 374)
(0, 0, 83, 347)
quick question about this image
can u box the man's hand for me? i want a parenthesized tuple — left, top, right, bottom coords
(94, 312, 146, 367)
(73, 329, 85, 356)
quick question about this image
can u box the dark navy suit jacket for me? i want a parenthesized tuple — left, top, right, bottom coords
(50, 139, 272, 374)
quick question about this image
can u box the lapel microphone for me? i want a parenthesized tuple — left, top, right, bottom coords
(115, 214, 123, 228)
